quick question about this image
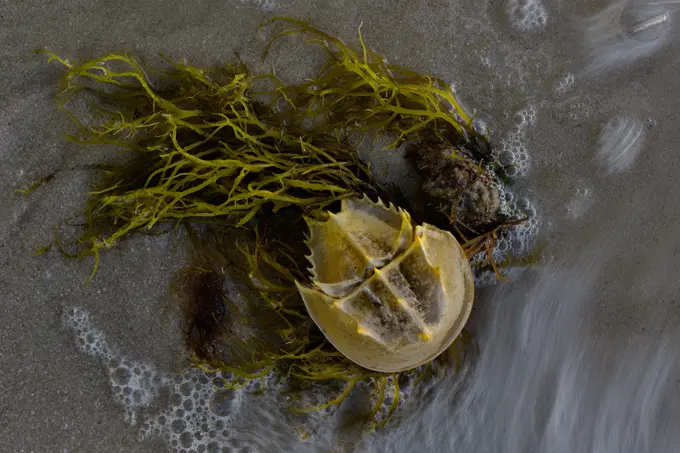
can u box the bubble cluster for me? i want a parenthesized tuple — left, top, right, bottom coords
(62, 307, 273, 452)
(566, 185, 595, 220)
(507, 0, 548, 31)
(65, 306, 442, 451)
(555, 73, 575, 96)
(139, 366, 279, 453)
(498, 191, 540, 257)
(63, 308, 165, 425)
(501, 51, 551, 94)
(139, 369, 249, 452)
(494, 105, 536, 177)
(471, 190, 540, 287)
(63, 307, 113, 360)
(552, 95, 596, 123)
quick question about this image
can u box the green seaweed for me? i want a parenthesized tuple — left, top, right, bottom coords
(38, 48, 376, 283)
(34, 18, 511, 431)
(30, 243, 53, 256)
(14, 174, 55, 195)
(261, 17, 485, 149)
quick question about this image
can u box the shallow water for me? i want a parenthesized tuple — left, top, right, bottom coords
(3, 0, 680, 452)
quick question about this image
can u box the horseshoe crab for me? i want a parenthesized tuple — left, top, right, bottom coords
(295, 196, 475, 373)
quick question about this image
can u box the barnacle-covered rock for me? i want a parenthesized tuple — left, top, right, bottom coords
(296, 195, 474, 372)
(407, 141, 501, 229)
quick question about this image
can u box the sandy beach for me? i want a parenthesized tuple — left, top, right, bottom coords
(3, 0, 680, 452)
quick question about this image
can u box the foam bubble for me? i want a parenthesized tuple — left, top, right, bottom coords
(472, 192, 541, 287)
(62, 308, 165, 425)
(508, 0, 548, 31)
(555, 73, 575, 96)
(139, 367, 253, 452)
(493, 104, 536, 177)
(63, 307, 442, 451)
(596, 115, 645, 175)
(566, 185, 595, 220)
(63, 308, 249, 451)
(62, 307, 113, 361)
(465, 103, 540, 285)
(551, 95, 596, 123)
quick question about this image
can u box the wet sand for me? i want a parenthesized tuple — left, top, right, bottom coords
(3, 0, 680, 452)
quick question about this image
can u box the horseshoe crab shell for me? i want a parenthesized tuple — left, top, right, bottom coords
(296, 195, 475, 373)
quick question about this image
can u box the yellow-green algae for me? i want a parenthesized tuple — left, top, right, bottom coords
(30, 18, 525, 431)
(261, 17, 484, 148)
